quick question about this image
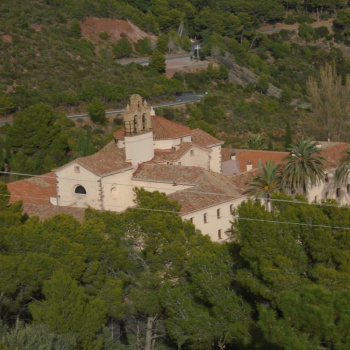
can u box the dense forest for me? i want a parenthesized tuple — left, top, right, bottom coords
(2, 0, 350, 348)
(1, 188, 350, 349)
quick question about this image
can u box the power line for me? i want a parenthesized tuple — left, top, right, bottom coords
(1, 170, 349, 209)
(2, 192, 350, 231)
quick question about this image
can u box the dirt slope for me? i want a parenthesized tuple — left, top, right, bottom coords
(81, 17, 157, 44)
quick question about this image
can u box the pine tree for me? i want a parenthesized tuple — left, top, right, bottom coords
(149, 50, 166, 73)
(87, 97, 106, 125)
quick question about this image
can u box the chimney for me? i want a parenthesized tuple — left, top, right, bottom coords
(246, 159, 252, 171)
(230, 152, 236, 160)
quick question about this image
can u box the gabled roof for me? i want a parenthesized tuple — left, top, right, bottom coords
(191, 128, 223, 148)
(133, 164, 241, 214)
(133, 164, 204, 184)
(151, 115, 193, 140)
(318, 142, 349, 170)
(221, 148, 288, 173)
(21, 203, 85, 222)
(8, 172, 56, 205)
(153, 143, 210, 163)
(56, 142, 133, 177)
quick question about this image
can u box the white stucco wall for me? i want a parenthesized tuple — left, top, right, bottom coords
(132, 180, 193, 195)
(154, 139, 175, 149)
(210, 145, 222, 173)
(125, 132, 154, 166)
(182, 197, 245, 242)
(307, 168, 350, 205)
(102, 170, 135, 212)
(177, 147, 210, 168)
(55, 163, 102, 209)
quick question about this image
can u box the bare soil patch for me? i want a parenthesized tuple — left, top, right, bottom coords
(81, 17, 157, 45)
(257, 19, 334, 33)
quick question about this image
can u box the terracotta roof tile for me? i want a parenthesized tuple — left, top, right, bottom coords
(133, 164, 204, 184)
(319, 142, 349, 170)
(113, 128, 125, 140)
(7, 172, 56, 205)
(151, 115, 193, 140)
(21, 203, 85, 222)
(153, 143, 195, 163)
(60, 142, 132, 176)
(222, 149, 288, 172)
(133, 164, 241, 214)
(191, 128, 223, 148)
(230, 169, 261, 194)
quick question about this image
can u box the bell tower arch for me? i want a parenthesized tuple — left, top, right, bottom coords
(124, 94, 152, 134)
(123, 95, 154, 166)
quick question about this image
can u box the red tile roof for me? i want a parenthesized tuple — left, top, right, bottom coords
(153, 143, 205, 163)
(7, 172, 56, 205)
(133, 164, 241, 214)
(230, 169, 261, 194)
(59, 142, 133, 176)
(151, 115, 193, 140)
(21, 203, 85, 222)
(222, 149, 288, 172)
(319, 142, 349, 170)
(191, 128, 223, 148)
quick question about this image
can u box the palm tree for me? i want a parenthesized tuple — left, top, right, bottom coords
(244, 161, 281, 211)
(281, 138, 326, 195)
(335, 148, 350, 184)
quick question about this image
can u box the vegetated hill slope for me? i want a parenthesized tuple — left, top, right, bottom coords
(0, 1, 181, 112)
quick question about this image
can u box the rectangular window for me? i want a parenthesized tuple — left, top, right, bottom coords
(74, 166, 80, 173)
(204, 213, 208, 223)
(347, 184, 350, 194)
(217, 208, 221, 219)
(190, 217, 194, 224)
(218, 229, 222, 240)
(325, 173, 329, 182)
(325, 191, 329, 200)
(230, 204, 233, 214)
(190, 149, 194, 156)
(336, 188, 341, 197)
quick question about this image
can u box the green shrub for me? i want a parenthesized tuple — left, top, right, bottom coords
(99, 31, 109, 40)
(313, 26, 329, 40)
(298, 23, 314, 41)
(134, 38, 152, 56)
(284, 15, 296, 25)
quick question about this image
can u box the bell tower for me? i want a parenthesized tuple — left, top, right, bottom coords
(124, 94, 152, 134)
(123, 95, 154, 166)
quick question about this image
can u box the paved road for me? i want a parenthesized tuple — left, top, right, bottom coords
(67, 93, 203, 119)
(118, 53, 191, 66)
(0, 93, 203, 125)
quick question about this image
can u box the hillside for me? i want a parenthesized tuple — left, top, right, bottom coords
(0, 0, 182, 113)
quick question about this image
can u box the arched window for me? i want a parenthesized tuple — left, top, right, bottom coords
(75, 185, 86, 195)
(134, 116, 138, 132)
(142, 114, 147, 130)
